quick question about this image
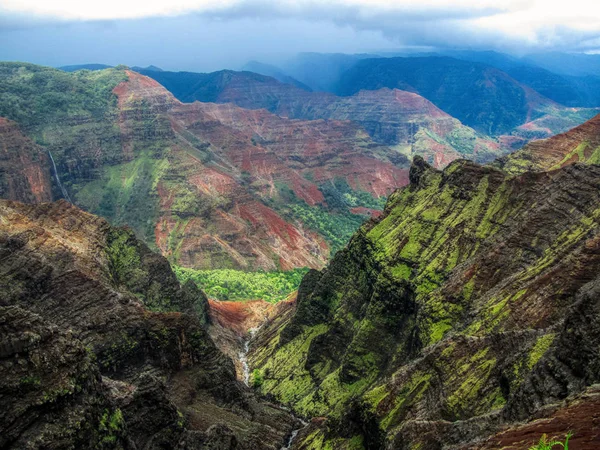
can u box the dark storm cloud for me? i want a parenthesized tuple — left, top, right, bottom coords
(0, 0, 598, 70)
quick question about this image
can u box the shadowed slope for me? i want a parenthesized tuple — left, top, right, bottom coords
(0, 199, 298, 449)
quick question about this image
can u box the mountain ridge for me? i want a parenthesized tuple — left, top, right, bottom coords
(0, 198, 299, 449)
(138, 67, 509, 166)
(335, 56, 597, 137)
(246, 114, 600, 448)
(0, 62, 410, 270)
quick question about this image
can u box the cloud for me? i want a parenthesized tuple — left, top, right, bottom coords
(0, 1, 515, 21)
(0, 0, 599, 55)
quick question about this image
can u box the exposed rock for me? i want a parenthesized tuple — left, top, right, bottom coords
(0, 306, 121, 449)
(0, 199, 297, 449)
(497, 113, 600, 174)
(141, 69, 506, 166)
(0, 63, 410, 270)
(249, 150, 600, 448)
(0, 117, 53, 203)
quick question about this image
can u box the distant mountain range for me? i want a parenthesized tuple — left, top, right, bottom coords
(136, 67, 507, 165)
(335, 56, 596, 135)
(59, 63, 164, 72)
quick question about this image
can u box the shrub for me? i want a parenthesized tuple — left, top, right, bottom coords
(251, 369, 264, 388)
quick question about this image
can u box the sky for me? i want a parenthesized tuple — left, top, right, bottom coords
(1, 0, 599, 72)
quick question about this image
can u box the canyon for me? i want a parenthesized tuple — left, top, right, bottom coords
(0, 199, 300, 449)
(0, 63, 411, 270)
(2, 56, 600, 449)
(139, 68, 509, 165)
(244, 113, 600, 449)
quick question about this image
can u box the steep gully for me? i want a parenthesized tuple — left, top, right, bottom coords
(208, 298, 308, 449)
(240, 327, 309, 450)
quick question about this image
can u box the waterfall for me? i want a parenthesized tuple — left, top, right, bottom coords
(48, 151, 72, 202)
(240, 324, 309, 450)
(280, 419, 309, 450)
(240, 338, 251, 386)
(239, 326, 261, 387)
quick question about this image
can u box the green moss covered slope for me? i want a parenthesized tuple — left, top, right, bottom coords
(249, 155, 600, 449)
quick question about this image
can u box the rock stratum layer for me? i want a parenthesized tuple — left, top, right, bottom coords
(0, 117, 53, 203)
(335, 56, 598, 138)
(248, 117, 600, 448)
(0, 62, 410, 270)
(140, 69, 508, 166)
(0, 199, 298, 449)
(497, 113, 600, 174)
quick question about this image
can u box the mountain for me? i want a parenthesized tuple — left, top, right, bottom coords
(335, 56, 597, 136)
(278, 52, 379, 92)
(502, 65, 600, 108)
(139, 68, 508, 166)
(0, 199, 298, 449)
(59, 63, 113, 72)
(0, 62, 410, 270)
(246, 116, 600, 447)
(497, 113, 600, 174)
(417, 50, 600, 108)
(241, 60, 312, 91)
(131, 64, 164, 72)
(524, 52, 600, 77)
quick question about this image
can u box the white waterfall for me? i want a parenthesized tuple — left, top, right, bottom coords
(48, 151, 72, 202)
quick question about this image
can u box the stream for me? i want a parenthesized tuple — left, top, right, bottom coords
(48, 151, 72, 202)
(238, 327, 309, 450)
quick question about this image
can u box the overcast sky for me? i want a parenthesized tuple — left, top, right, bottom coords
(1, 0, 599, 72)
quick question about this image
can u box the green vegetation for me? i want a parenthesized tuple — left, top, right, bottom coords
(98, 408, 125, 445)
(319, 178, 386, 211)
(285, 201, 366, 254)
(172, 266, 308, 302)
(106, 228, 144, 288)
(0, 62, 126, 130)
(529, 433, 572, 450)
(78, 151, 166, 246)
(251, 369, 264, 388)
(528, 333, 556, 369)
(266, 179, 385, 255)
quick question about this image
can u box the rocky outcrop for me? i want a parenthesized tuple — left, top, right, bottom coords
(0, 306, 119, 449)
(0, 117, 53, 203)
(0, 199, 297, 449)
(248, 153, 600, 448)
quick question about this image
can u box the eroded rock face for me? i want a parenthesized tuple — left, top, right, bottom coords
(140, 69, 506, 166)
(0, 63, 415, 270)
(497, 113, 600, 174)
(0, 306, 117, 449)
(0, 117, 53, 203)
(0, 199, 297, 449)
(248, 154, 600, 448)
